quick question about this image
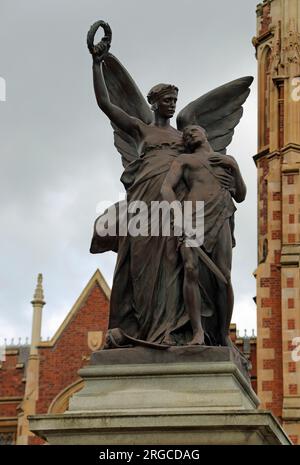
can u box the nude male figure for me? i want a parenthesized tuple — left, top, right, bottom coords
(161, 125, 246, 346)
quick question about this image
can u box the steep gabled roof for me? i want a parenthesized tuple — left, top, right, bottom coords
(37, 269, 110, 348)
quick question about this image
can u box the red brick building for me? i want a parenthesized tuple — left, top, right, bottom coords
(0, 270, 110, 445)
(253, 0, 300, 444)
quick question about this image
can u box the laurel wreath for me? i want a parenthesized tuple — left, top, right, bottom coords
(87, 20, 112, 59)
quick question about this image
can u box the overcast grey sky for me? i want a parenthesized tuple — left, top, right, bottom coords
(0, 0, 260, 344)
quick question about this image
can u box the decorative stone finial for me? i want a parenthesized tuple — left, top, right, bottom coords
(31, 273, 45, 305)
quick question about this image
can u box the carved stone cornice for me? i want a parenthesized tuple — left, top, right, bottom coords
(281, 143, 300, 155)
(252, 29, 274, 49)
(280, 245, 300, 267)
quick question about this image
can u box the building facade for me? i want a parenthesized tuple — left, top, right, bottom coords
(253, 0, 300, 444)
(0, 270, 110, 445)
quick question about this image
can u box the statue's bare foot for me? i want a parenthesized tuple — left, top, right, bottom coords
(188, 331, 205, 346)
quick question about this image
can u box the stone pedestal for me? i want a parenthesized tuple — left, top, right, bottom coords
(29, 346, 291, 445)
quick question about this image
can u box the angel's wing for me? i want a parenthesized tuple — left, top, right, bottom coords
(102, 54, 153, 167)
(176, 76, 253, 154)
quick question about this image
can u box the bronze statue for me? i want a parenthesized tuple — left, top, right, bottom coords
(161, 125, 246, 346)
(87, 21, 253, 349)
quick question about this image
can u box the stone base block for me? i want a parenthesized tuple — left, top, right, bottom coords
(29, 410, 291, 445)
(29, 346, 291, 445)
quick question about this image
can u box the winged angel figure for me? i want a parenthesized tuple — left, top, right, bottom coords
(87, 21, 253, 349)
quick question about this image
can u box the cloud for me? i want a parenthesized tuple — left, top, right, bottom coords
(0, 0, 260, 342)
